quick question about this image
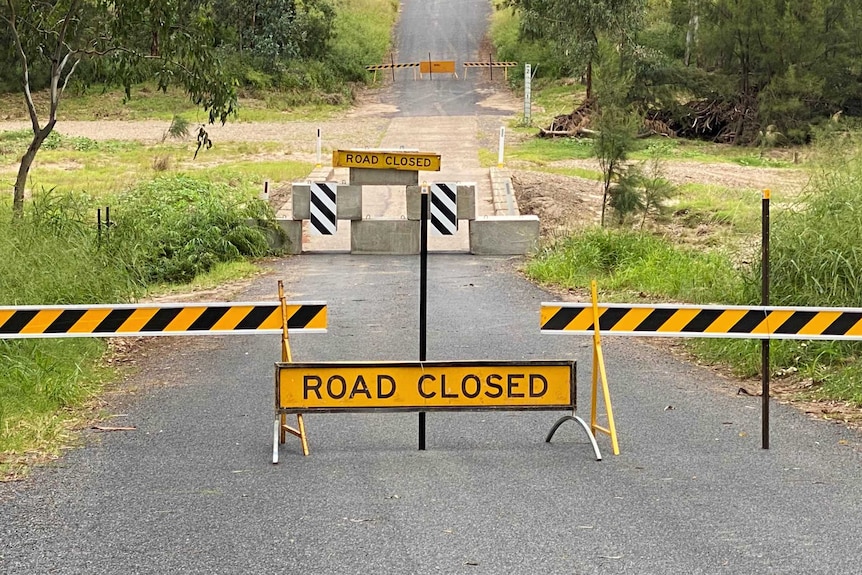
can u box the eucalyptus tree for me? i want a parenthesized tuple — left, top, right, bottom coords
(2, 0, 237, 217)
(502, 0, 646, 100)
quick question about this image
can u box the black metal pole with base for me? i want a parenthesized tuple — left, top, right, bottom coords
(419, 187, 429, 450)
(762, 189, 771, 449)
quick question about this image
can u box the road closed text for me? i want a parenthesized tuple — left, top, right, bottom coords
(332, 150, 442, 172)
(277, 361, 575, 411)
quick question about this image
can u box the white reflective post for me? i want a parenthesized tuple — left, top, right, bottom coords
(497, 126, 505, 168)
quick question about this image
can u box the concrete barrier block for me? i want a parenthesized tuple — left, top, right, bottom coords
(337, 185, 363, 220)
(351, 219, 420, 255)
(406, 185, 421, 220)
(457, 184, 476, 220)
(291, 184, 310, 220)
(489, 168, 520, 216)
(275, 219, 303, 254)
(350, 168, 419, 186)
(247, 219, 302, 254)
(469, 216, 540, 255)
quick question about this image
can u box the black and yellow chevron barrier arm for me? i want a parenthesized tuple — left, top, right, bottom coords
(0, 301, 327, 339)
(541, 302, 862, 341)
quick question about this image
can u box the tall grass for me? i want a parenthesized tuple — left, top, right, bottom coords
(1, 175, 280, 476)
(756, 137, 862, 307)
(328, 0, 399, 82)
(0, 188, 138, 305)
(724, 130, 862, 403)
(526, 227, 742, 303)
(0, 192, 126, 475)
(105, 175, 274, 285)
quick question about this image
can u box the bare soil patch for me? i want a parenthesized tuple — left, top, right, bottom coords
(556, 157, 810, 194)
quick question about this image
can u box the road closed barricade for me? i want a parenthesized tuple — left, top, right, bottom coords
(273, 359, 601, 462)
(541, 285, 862, 452)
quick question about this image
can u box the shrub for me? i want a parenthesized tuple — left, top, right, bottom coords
(106, 175, 275, 284)
(526, 227, 741, 303)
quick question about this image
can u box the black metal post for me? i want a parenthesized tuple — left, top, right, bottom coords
(489, 53, 493, 81)
(762, 189, 771, 450)
(97, 208, 102, 244)
(419, 189, 429, 450)
(391, 52, 396, 82)
(105, 206, 110, 229)
(428, 52, 432, 80)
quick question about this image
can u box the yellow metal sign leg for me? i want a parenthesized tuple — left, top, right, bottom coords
(589, 280, 620, 455)
(274, 280, 310, 460)
(297, 414, 309, 456)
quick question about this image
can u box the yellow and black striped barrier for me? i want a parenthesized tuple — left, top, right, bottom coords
(365, 62, 422, 82)
(462, 61, 518, 67)
(365, 62, 421, 71)
(463, 61, 518, 80)
(0, 301, 327, 339)
(541, 302, 862, 341)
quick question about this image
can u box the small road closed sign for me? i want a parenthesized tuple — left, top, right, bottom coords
(277, 360, 575, 412)
(332, 149, 441, 172)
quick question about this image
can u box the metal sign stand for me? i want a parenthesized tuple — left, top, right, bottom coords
(545, 280, 609, 459)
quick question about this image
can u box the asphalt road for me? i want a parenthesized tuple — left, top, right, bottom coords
(384, 0, 494, 116)
(4, 1, 862, 573)
(3, 255, 862, 574)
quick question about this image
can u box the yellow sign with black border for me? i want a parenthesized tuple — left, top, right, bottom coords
(332, 149, 441, 172)
(276, 360, 575, 412)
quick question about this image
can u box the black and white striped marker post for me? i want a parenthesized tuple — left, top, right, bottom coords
(430, 183, 457, 235)
(310, 182, 337, 235)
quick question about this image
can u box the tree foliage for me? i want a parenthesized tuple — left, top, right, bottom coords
(591, 37, 641, 226)
(501, 0, 646, 99)
(2, 0, 238, 216)
(211, 0, 335, 69)
(502, 0, 862, 143)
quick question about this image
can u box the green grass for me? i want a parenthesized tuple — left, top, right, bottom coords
(632, 138, 796, 166)
(543, 166, 604, 181)
(673, 183, 762, 234)
(1, 131, 313, 198)
(0, 338, 112, 479)
(0, 83, 355, 124)
(502, 129, 798, 170)
(144, 261, 264, 298)
(526, 227, 742, 303)
(0, 173, 285, 478)
(507, 136, 595, 164)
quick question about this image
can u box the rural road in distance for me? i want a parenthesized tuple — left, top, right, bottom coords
(4, 1, 862, 573)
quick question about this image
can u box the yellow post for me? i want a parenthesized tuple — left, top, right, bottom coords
(589, 280, 620, 455)
(278, 280, 310, 456)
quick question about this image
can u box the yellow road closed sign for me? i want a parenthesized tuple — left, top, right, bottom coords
(332, 149, 441, 172)
(419, 60, 456, 74)
(277, 360, 575, 412)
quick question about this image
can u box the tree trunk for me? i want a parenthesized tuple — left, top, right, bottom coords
(585, 59, 593, 101)
(13, 125, 54, 217)
(685, 10, 699, 67)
